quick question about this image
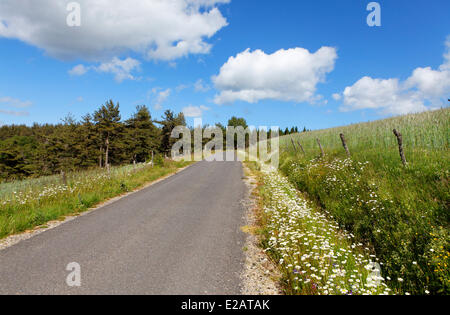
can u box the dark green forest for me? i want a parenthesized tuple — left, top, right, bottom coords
(0, 100, 303, 182)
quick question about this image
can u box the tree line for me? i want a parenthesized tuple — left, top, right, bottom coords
(0, 100, 306, 181)
(0, 100, 185, 181)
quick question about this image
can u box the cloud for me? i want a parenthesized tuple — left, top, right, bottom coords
(68, 57, 141, 82)
(95, 57, 141, 82)
(194, 79, 211, 92)
(337, 37, 450, 115)
(176, 84, 189, 93)
(340, 77, 428, 115)
(405, 67, 450, 101)
(175, 80, 211, 93)
(0, 109, 29, 116)
(0, 96, 32, 108)
(182, 105, 210, 117)
(154, 88, 172, 110)
(68, 64, 88, 76)
(0, 95, 32, 117)
(0, 0, 229, 61)
(442, 36, 450, 70)
(213, 47, 337, 104)
(332, 93, 342, 101)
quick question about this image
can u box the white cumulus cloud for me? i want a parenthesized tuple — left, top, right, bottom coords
(405, 67, 450, 101)
(0, 0, 229, 61)
(340, 77, 427, 115)
(338, 37, 450, 115)
(213, 47, 337, 104)
(182, 105, 210, 117)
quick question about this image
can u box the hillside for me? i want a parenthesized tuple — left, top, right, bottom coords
(276, 108, 449, 294)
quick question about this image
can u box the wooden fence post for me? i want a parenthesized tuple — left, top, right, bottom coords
(290, 138, 297, 152)
(297, 140, 305, 154)
(340, 133, 351, 157)
(61, 170, 67, 186)
(393, 129, 407, 166)
(316, 138, 325, 157)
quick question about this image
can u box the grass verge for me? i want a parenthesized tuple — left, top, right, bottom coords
(0, 160, 192, 239)
(246, 161, 391, 295)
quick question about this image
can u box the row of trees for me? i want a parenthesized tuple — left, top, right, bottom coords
(0, 100, 307, 181)
(0, 100, 185, 181)
(280, 126, 309, 136)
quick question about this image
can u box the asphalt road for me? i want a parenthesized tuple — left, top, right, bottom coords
(0, 154, 247, 294)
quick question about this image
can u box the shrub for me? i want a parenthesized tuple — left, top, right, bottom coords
(153, 153, 165, 167)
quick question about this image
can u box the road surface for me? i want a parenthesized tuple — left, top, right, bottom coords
(0, 154, 247, 294)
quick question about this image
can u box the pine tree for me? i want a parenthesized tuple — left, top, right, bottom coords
(158, 110, 185, 156)
(125, 105, 159, 163)
(93, 100, 122, 168)
(77, 114, 101, 168)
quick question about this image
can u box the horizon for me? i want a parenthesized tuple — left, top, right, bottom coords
(1, 104, 448, 134)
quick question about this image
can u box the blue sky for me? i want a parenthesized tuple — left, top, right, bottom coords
(0, 0, 449, 129)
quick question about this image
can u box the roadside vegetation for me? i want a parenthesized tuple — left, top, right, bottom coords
(0, 159, 190, 239)
(247, 161, 391, 295)
(276, 108, 449, 295)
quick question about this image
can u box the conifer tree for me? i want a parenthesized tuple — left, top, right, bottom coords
(125, 105, 159, 163)
(158, 110, 185, 156)
(94, 100, 122, 168)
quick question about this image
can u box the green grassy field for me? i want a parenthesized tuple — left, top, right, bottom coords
(277, 108, 449, 295)
(0, 160, 191, 239)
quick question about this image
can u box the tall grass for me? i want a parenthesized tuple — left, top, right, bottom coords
(0, 160, 191, 239)
(281, 108, 449, 167)
(277, 108, 449, 295)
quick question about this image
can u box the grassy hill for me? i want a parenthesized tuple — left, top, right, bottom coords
(277, 108, 449, 294)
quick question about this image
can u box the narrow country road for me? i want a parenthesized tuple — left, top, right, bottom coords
(0, 154, 247, 294)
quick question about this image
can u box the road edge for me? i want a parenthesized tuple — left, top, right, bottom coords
(0, 162, 196, 252)
(240, 163, 282, 295)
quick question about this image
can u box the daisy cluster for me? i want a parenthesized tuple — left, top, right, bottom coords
(261, 165, 391, 295)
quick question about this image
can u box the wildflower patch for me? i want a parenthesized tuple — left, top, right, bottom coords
(259, 165, 391, 295)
